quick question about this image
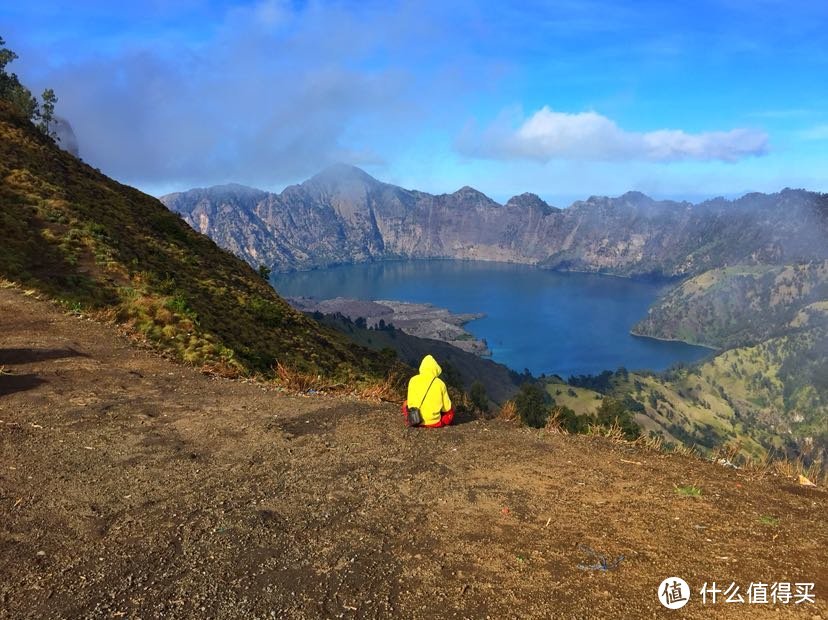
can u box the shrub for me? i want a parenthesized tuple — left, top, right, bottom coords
(596, 397, 641, 439)
(498, 400, 518, 422)
(469, 381, 488, 414)
(515, 382, 550, 428)
(549, 405, 589, 434)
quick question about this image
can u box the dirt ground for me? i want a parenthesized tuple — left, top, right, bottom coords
(1, 287, 826, 619)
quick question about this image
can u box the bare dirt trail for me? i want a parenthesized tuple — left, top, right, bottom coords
(1, 287, 826, 619)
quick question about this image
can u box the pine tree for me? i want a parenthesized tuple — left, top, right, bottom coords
(39, 88, 57, 138)
(0, 37, 39, 120)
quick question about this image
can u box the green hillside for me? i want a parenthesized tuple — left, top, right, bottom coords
(543, 323, 827, 466)
(639, 327, 827, 459)
(633, 262, 828, 348)
(0, 102, 392, 383)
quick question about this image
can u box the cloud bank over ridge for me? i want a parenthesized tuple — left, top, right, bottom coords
(457, 106, 769, 163)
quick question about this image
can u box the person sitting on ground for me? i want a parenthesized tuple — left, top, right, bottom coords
(402, 354, 454, 428)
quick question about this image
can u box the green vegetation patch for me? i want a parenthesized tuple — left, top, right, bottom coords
(674, 484, 702, 498)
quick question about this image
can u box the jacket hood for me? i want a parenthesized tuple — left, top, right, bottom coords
(418, 355, 442, 379)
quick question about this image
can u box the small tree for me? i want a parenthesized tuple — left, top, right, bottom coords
(514, 382, 549, 428)
(0, 37, 39, 120)
(596, 397, 641, 439)
(469, 381, 488, 414)
(39, 88, 57, 138)
(550, 405, 588, 434)
(0, 36, 19, 92)
(257, 264, 271, 280)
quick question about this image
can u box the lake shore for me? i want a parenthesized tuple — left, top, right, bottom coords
(630, 329, 719, 351)
(287, 296, 491, 356)
(274, 260, 712, 376)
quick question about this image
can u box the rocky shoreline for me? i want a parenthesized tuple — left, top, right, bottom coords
(287, 296, 490, 356)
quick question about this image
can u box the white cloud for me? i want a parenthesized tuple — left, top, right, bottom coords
(457, 106, 769, 163)
(23, 1, 465, 190)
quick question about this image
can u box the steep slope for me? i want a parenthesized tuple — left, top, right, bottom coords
(554, 318, 828, 465)
(162, 167, 828, 276)
(0, 103, 390, 381)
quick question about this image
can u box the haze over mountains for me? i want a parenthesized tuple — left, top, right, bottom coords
(161, 164, 828, 276)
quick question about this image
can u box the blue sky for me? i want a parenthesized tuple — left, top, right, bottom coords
(2, 0, 827, 204)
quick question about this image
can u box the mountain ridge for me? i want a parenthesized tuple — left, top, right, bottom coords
(161, 166, 828, 276)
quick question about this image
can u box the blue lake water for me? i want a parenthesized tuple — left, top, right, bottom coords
(271, 260, 712, 378)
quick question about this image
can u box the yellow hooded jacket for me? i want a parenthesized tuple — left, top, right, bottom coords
(407, 355, 452, 426)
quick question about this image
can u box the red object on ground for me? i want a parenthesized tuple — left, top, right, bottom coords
(401, 401, 455, 428)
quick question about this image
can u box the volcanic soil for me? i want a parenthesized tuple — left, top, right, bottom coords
(1, 287, 826, 619)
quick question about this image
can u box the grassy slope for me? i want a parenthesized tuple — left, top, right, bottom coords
(625, 261, 828, 462)
(633, 262, 828, 348)
(0, 103, 391, 382)
(541, 319, 827, 465)
(543, 377, 603, 417)
(636, 329, 825, 461)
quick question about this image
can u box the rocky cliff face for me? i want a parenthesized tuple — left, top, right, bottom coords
(161, 165, 828, 275)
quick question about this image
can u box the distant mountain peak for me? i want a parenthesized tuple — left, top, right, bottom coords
(505, 192, 558, 214)
(620, 190, 653, 203)
(452, 185, 496, 203)
(210, 182, 266, 195)
(307, 163, 381, 187)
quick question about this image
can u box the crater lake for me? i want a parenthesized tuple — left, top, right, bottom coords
(271, 260, 712, 378)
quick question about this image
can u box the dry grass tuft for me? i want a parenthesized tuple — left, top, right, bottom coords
(703, 442, 828, 486)
(740, 451, 775, 480)
(359, 371, 405, 402)
(769, 455, 826, 486)
(671, 443, 700, 459)
(543, 408, 569, 434)
(586, 420, 627, 443)
(498, 400, 518, 422)
(711, 441, 742, 465)
(274, 361, 324, 393)
(634, 433, 664, 452)
(199, 359, 243, 379)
